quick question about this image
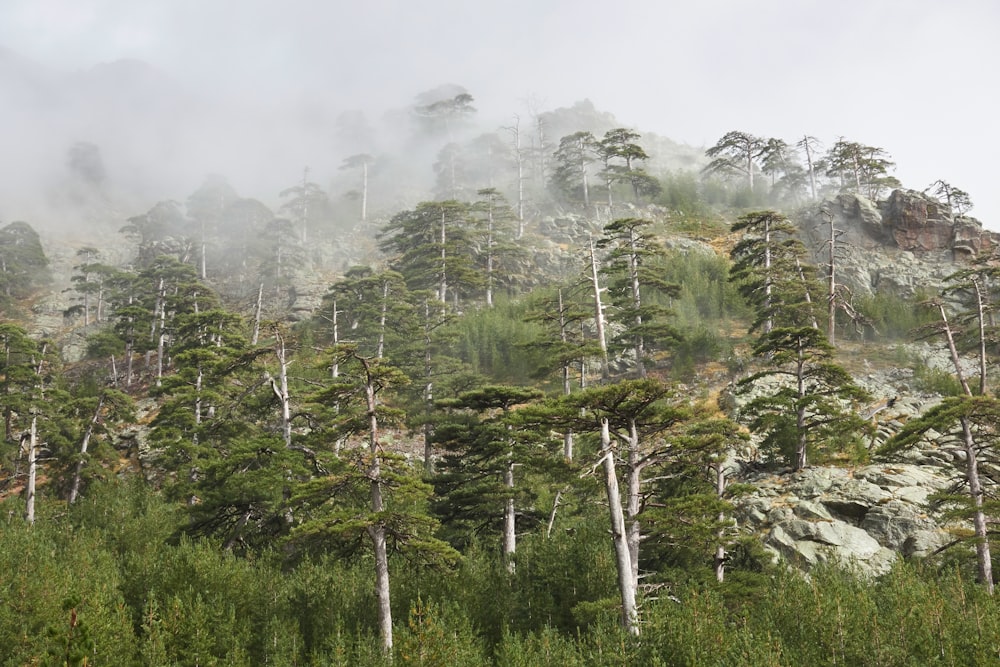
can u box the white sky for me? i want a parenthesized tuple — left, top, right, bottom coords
(1, 0, 998, 226)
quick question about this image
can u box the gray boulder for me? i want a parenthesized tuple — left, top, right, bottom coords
(735, 462, 956, 576)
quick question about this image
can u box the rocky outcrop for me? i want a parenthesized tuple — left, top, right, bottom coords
(734, 462, 956, 576)
(798, 189, 999, 299)
(882, 190, 957, 252)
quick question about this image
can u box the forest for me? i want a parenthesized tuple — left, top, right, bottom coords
(1, 90, 999, 665)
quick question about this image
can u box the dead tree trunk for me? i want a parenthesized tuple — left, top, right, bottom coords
(600, 418, 639, 635)
(588, 238, 609, 380)
(68, 393, 105, 504)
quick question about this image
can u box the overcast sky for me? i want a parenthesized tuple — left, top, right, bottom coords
(2, 0, 998, 226)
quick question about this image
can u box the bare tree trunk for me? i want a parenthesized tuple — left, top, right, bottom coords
(330, 301, 343, 455)
(600, 418, 639, 635)
(961, 416, 994, 594)
(973, 278, 987, 396)
(362, 362, 393, 652)
(423, 300, 435, 474)
(626, 226, 646, 377)
(827, 212, 837, 346)
(125, 340, 134, 388)
(200, 219, 207, 280)
(124, 294, 135, 387)
(485, 199, 495, 307)
(155, 279, 166, 388)
(252, 283, 264, 346)
(503, 117, 526, 238)
(377, 282, 388, 359)
(25, 348, 47, 523)
(83, 281, 90, 326)
(97, 281, 105, 323)
(25, 417, 37, 524)
(361, 159, 368, 222)
(941, 304, 993, 592)
(762, 219, 774, 334)
(439, 209, 448, 303)
(503, 454, 516, 573)
(588, 238, 609, 379)
(605, 171, 614, 219)
(795, 258, 821, 330)
(713, 462, 727, 583)
(559, 292, 575, 460)
(796, 345, 809, 471)
(940, 304, 973, 396)
(546, 488, 563, 539)
(801, 135, 818, 201)
(68, 394, 105, 504)
(625, 420, 641, 591)
(272, 330, 293, 448)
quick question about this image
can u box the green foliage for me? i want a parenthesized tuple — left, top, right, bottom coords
(729, 210, 815, 333)
(823, 139, 896, 200)
(396, 597, 484, 666)
(549, 131, 599, 207)
(0, 496, 137, 665)
(912, 361, 965, 396)
(379, 200, 484, 304)
(448, 299, 549, 383)
(597, 217, 682, 375)
(431, 384, 547, 551)
(598, 128, 659, 204)
(0, 220, 50, 304)
(670, 324, 731, 380)
(738, 326, 871, 469)
(656, 170, 707, 215)
(5, 480, 1000, 663)
(855, 289, 938, 340)
(44, 595, 96, 667)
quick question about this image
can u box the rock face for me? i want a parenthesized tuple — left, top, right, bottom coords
(734, 462, 955, 576)
(882, 190, 960, 252)
(798, 189, 999, 298)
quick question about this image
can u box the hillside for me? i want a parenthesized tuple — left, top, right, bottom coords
(2, 85, 1000, 661)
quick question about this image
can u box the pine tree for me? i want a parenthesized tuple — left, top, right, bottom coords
(732, 213, 869, 469)
(536, 378, 692, 635)
(279, 168, 332, 245)
(0, 221, 49, 304)
(738, 326, 870, 471)
(321, 267, 416, 361)
(379, 200, 484, 306)
(597, 217, 681, 377)
(729, 210, 808, 334)
(881, 395, 998, 594)
(523, 284, 604, 459)
(150, 300, 302, 550)
(822, 138, 899, 200)
(550, 130, 598, 209)
(432, 384, 544, 569)
(880, 274, 999, 594)
(598, 128, 659, 204)
(471, 188, 525, 306)
(292, 345, 459, 653)
(703, 130, 771, 192)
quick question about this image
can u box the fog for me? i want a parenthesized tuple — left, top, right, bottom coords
(1, 0, 998, 232)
